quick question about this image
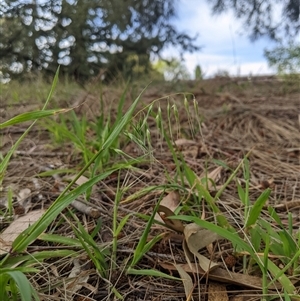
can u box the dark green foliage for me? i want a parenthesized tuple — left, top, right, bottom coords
(0, 0, 199, 82)
(208, 0, 299, 42)
(194, 65, 202, 80)
(265, 42, 300, 73)
(208, 0, 300, 74)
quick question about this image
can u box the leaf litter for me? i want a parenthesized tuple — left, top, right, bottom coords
(0, 77, 299, 300)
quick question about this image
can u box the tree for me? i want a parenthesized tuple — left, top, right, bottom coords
(208, 0, 300, 74)
(0, 0, 199, 82)
(152, 58, 190, 81)
(208, 0, 299, 42)
(194, 65, 203, 80)
(264, 42, 300, 74)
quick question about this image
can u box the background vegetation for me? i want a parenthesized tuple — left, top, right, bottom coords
(1, 0, 299, 83)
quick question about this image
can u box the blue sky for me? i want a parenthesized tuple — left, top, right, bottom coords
(162, 0, 278, 78)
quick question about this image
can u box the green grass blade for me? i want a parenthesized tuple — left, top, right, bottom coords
(12, 85, 146, 252)
(73, 222, 107, 277)
(171, 215, 264, 269)
(284, 290, 292, 301)
(12, 168, 117, 252)
(90, 218, 102, 239)
(212, 159, 231, 170)
(5, 270, 34, 301)
(236, 179, 246, 205)
(268, 207, 284, 228)
(265, 257, 296, 294)
(0, 109, 70, 129)
(173, 215, 297, 293)
(116, 81, 129, 122)
(42, 66, 60, 110)
(38, 233, 81, 246)
(130, 198, 162, 267)
(142, 233, 165, 255)
(0, 126, 32, 184)
(2, 250, 76, 268)
(214, 150, 253, 201)
(269, 248, 300, 290)
(249, 226, 262, 252)
(127, 267, 180, 281)
(0, 267, 39, 274)
(181, 163, 232, 229)
(246, 189, 271, 228)
(0, 68, 60, 185)
(115, 214, 133, 237)
(0, 273, 10, 300)
(262, 228, 270, 297)
(101, 85, 148, 152)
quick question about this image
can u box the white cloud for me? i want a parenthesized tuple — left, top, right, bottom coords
(162, 0, 276, 78)
(183, 51, 275, 78)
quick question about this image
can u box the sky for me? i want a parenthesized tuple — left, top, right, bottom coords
(162, 0, 278, 78)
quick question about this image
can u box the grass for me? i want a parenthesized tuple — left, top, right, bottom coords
(0, 72, 299, 300)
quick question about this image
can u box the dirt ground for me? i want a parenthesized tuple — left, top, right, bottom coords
(1, 76, 300, 300)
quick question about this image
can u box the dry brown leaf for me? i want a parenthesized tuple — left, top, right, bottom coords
(196, 253, 219, 273)
(206, 242, 214, 256)
(174, 264, 194, 301)
(182, 146, 199, 159)
(208, 282, 228, 301)
(67, 258, 90, 299)
(183, 223, 220, 272)
(174, 138, 198, 147)
(0, 209, 45, 255)
(251, 178, 274, 190)
(184, 223, 220, 253)
(156, 205, 184, 232)
(68, 175, 89, 186)
(199, 166, 222, 191)
(159, 262, 282, 290)
(17, 188, 31, 202)
(155, 191, 181, 226)
(16, 187, 34, 214)
(161, 191, 181, 211)
(50, 264, 59, 277)
(182, 239, 194, 267)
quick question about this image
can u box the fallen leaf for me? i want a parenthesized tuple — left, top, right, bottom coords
(184, 223, 220, 253)
(161, 191, 181, 211)
(182, 239, 194, 269)
(16, 188, 32, 212)
(182, 146, 199, 159)
(174, 139, 198, 147)
(183, 223, 220, 272)
(159, 262, 282, 290)
(199, 166, 222, 191)
(0, 209, 45, 255)
(67, 258, 90, 299)
(156, 205, 184, 232)
(196, 253, 219, 273)
(174, 264, 194, 301)
(17, 188, 31, 202)
(68, 175, 89, 186)
(155, 191, 181, 227)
